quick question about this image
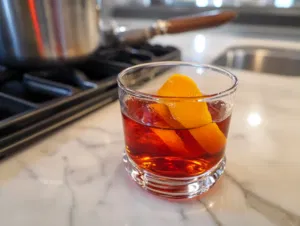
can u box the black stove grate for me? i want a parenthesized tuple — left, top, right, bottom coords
(0, 43, 181, 157)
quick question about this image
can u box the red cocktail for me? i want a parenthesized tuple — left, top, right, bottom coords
(118, 62, 238, 199)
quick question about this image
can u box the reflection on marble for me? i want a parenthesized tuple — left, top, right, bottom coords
(0, 29, 300, 226)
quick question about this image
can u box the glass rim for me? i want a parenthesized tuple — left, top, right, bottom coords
(117, 61, 238, 101)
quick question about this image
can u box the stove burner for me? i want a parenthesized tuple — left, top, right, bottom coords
(0, 44, 181, 157)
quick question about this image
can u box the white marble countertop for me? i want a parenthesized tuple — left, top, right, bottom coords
(1, 22, 300, 226)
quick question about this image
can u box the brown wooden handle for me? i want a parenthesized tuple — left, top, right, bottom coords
(165, 10, 237, 34)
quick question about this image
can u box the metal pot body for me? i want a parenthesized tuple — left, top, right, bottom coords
(0, 0, 101, 67)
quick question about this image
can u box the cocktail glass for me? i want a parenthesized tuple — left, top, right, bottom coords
(117, 61, 238, 199)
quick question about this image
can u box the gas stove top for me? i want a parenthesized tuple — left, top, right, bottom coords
(0, 43, 181, 157)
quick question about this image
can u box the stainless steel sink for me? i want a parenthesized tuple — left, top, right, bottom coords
(212, 46, 300, 76)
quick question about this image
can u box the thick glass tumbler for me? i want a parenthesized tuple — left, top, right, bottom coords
(117, 62, 238, 199)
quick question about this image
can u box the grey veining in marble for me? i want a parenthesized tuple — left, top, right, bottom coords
(0, 21, 300, 226)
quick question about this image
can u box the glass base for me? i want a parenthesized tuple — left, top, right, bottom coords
(123, 152, 226, 199)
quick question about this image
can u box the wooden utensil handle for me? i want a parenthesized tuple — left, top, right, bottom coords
(165, 10, 237, 34)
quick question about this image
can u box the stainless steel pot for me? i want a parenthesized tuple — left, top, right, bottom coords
(0, 0, 101, 67)
(0, 0, 236, 68)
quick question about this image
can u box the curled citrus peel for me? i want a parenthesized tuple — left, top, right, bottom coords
(152, 73, 226, 154)
(157, 74, 212, 128)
